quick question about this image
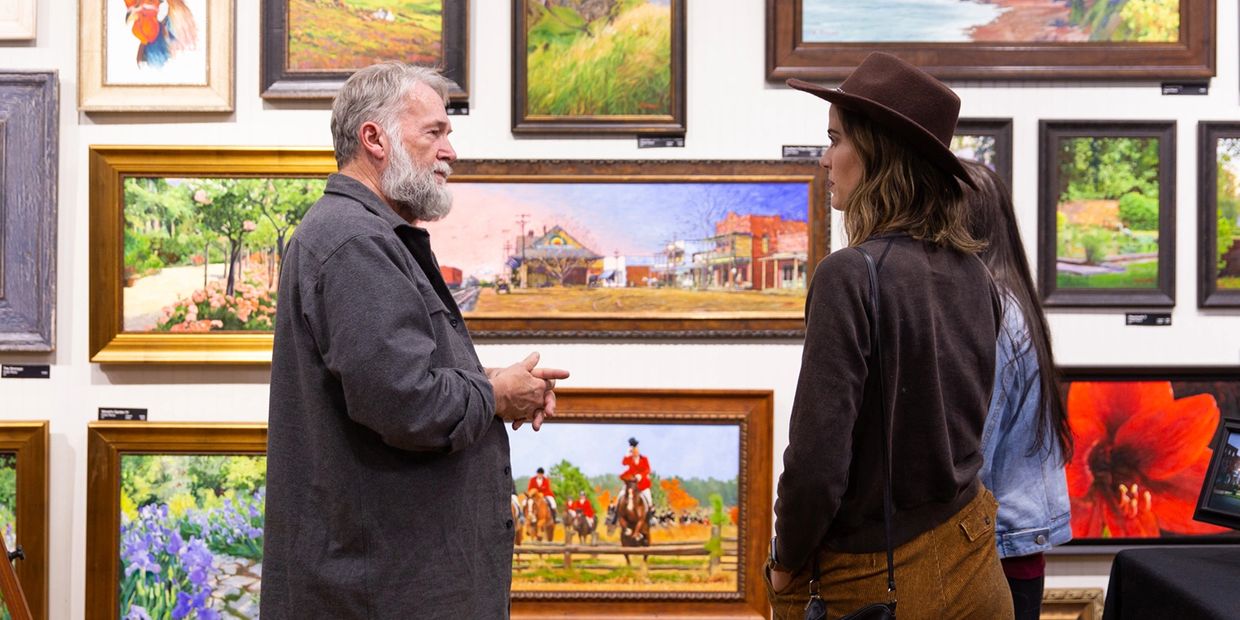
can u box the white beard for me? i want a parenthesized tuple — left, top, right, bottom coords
(380, 122, 454, 223)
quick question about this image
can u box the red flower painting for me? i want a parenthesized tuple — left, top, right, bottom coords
(1067, 381, 1230, 539)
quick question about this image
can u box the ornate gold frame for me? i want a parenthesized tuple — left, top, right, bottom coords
(78, 0, 234, 112)
(0, 422, 49, 620)
(85, 422, 268, 620)
(88, 146, 338, 364)
(1041, 587, 1104, 620)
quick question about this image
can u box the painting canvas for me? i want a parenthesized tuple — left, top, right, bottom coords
(105, 0, 208, 86)
(286, 0, 442, 72)
(952, 119, 1013, 188)
(509, 423, 740, 593)
(1198, 123, 1240, 307)
(1038, 122, 1175, 307)
(1193, 419, 1240, 530)
(1061, 369, 1240, 546)
(119, 177, 323, 334)
(514, 0, 686, 134)
(0, 422, 49, 620)
(1212, 138, 1240, 290)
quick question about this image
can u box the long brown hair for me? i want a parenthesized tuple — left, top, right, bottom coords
(836, 107, 983, 253)
(962, 159, 1073, 463)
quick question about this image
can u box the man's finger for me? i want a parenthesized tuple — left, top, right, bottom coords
(512, 419, 524, 430)
(543, 390, 557, 418)
(521, 352, 540, 372)
(532, 367, 570, 380)
(531, 410, 546, 431)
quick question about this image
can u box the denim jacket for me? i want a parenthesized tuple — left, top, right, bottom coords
(979, 294, 1072, 559)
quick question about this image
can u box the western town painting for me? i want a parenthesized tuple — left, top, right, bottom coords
(524, 0, 672, 116)
(420, 181, 812, 317)
(1063, 374, 1240, 543)
(121, 177, 323, 333)
(106, 0, 208, 85)
(1053, 136, 1162, 289)
(285, 0, 442, 71)
(118, 454, 266, 619)
(1215, 137, 1240, 290)
(508, 423, 741, 593)
(801, 0, 1180, 43)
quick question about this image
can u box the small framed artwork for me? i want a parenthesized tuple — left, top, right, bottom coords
(1193, 417, 1240, 531)
(1198, 122, 1240, 307)
(952, 118, 1013, 190)
(86, 422, 266, 620)
(427, 159, 827, 338)
(1038, 121, 1176, 307)
(0, 422, 48, 620)
(1042, 588, 1104, 620)
(512, 0, 686, 135)
(260, 0, 468, 101)
(78, 0, 234, 112)
(0, 0, 35, 40)
(1059, 368, 1240, 549)
(88, 146, 336, 364)
(767, 0, 1215, 82)
(508, 389, 772, 619)
(0, 72, 57, 352)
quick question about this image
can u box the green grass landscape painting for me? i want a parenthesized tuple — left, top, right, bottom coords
(525, 0, 672, 117)
(287, 0, 442, 71)
(1215, 138, 1240, 290)
(1054, 136, 1162, 289)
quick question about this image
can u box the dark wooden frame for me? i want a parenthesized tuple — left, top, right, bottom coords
(1038, 121, 1177, 308)
(510, 389, 773, 619)
(1193, 416, 1240, 531)
(1197, 122, 1240, 307)
(511, 0, 687, 135)
(85, 422, 268, 620)
(260, 0, 469, 101)
(1055, 367, 1240, 552)
(0, 422, 49, 620)
(0, 72, 57, 351)
(450, 159, 827, 338)
(955, 118, 1013, 190)
(766, 0, 1215, 82)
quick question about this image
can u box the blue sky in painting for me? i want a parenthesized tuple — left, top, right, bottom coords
(801, 0, 1000, 42)
(508, 423, 739, 481)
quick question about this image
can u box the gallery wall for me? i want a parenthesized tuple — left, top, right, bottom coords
(2, 0, 1240, 617)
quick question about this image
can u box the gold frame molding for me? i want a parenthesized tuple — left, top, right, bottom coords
(1041, 587, 1104, 620)
(78, 0, 234, 112)
(85, 422, 268, 620)
(0, 422, 49, 620)
(88, 146, 338, 365)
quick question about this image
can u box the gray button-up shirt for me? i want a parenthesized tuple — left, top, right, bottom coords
(263, 174, 514, 618)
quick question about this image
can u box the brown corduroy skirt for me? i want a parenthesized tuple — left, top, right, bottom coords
(765, 489, 1014, 620)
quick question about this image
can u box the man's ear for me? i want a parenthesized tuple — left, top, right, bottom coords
(358, 121, 386, 162)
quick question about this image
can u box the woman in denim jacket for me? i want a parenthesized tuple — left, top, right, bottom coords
(964, 160, 1074, 620)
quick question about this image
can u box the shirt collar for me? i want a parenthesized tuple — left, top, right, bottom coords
(324, 173, 425, 235)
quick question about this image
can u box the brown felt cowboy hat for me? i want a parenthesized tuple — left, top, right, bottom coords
(787, 52, 977, 189)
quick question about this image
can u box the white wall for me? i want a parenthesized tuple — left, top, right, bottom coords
(2, 0, 1239, 617)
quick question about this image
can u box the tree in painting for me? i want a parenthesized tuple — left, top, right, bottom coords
(1217, 139, 1240, 289)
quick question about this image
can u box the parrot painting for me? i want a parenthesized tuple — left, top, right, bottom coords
(122, 0, 199, 68)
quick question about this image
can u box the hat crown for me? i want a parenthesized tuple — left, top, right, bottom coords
(838, 53, 960, 147)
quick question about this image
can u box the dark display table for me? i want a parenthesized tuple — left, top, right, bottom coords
(1103, 547, 1240, 619)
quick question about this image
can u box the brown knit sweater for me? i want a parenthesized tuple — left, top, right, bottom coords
(774, 234, 1001, 571)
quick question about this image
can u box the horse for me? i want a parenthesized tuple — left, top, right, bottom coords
(615, 479, 650, 549)
(510, 496, 524, 547)
(565, 508, 598, 546)
(523, 489, 555, 542)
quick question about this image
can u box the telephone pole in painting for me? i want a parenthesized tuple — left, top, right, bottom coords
(516, 214, 531, 289)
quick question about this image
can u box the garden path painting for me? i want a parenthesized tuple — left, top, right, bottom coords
(1215, 138, 1240, 290)
(801, 0, 1179, 43)
(508, 423, 741, 593)
(1053, 136, 1161, 289)
(286, 0, 442, 71)
(119, 454, 265, 619)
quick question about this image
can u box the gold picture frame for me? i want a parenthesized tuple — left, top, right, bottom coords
(1041, 587, 1104, 620)
(88, 146, 337, 364)
(78, 0, 234, 112)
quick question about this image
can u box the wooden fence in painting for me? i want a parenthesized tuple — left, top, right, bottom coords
(513, 538, 738, 570)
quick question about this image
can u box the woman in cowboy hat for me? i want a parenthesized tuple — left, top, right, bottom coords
(766, 53, 1013, 619)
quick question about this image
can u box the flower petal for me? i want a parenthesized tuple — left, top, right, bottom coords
(1070, 494, 1106, 538)
(1115, 393, 1220, 481)
(1147, 453, 1233, 535)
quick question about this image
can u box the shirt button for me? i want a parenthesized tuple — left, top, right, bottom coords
(450, 318, 459, 327)
(506, 519, 514, 530)
(1035, 534, 1047, 545)
(504, 465, 511, 475)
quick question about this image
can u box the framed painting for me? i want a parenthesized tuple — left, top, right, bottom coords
(767, 0, 1214, 81)
(0, 0, 35, 40)
(78, 0, 233, 112)
(1193, 416, 1240, 531)
(512, 0, 686, 135)
(1057, 368, 1240, 550)
(0, 72, 57, 352)
(86, 422, 266, 620)
(952, 118, 1013, 189)
(1041, 588, 1104, 620)
(260, 0, 468, 101)
(508, 389, 772, 619)
(429, 159, 827, 338)
(1038, 121, 1176, 307)
(1198, 122, 1240, 307)
(88, 146, 336, 364)
(0, 422, 48, 620)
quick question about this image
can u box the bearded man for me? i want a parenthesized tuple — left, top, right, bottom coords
(263, 62, 569, 618)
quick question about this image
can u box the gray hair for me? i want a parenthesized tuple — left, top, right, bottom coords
(330, 62, 451, 167)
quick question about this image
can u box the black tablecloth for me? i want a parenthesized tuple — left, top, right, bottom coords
(1103, 547, 1240, 619)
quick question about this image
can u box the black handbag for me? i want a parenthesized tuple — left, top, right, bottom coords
(803, 244, 897, 620)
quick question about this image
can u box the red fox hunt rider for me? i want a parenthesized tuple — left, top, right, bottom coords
(567, 490, 597, 530)
(611, 437, 654, 524)
(527, 467, 557, 523)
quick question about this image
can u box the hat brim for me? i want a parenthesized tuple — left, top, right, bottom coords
(787, 78, 978, 190)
